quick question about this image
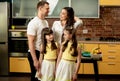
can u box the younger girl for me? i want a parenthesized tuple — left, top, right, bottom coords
(35, 28, 59, 81)
(55, 27, 81, 81)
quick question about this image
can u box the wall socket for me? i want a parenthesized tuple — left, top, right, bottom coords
(83, 29, 88, 34)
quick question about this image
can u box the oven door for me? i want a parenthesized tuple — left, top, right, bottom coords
(9, 37, 28, 56)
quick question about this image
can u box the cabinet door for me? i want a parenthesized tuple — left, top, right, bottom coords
(12, 0, 38, 18)
(47, 0, 68, 17)
(83, 63, 94, 74)
(10, 57, 31, 73)
(78, 63, 84, 74)
(71, 0, 99, 18)
(99, 62, 120, 74)
(100, 0, 120, 6)
(83, 43, 99, 53)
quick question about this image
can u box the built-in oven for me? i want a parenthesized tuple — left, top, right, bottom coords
(9, 29, 28, 57)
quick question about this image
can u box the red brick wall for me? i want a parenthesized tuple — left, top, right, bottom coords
(46, 6, 120, 41)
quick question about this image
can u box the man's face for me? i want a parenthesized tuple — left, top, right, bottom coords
(39, 4, 49, 16)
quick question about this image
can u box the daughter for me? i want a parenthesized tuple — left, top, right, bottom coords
(35, 28, 59, 81)
(55, 27, 81, 81)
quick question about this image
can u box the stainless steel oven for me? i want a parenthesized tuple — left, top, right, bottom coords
(9, 29, 28, 57)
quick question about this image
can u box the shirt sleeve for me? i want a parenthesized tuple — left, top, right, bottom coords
(74, 19, 83, 29)
(27, 21, 37, 36)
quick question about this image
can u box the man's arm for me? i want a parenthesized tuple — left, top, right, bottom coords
(27, 35, 39, 70)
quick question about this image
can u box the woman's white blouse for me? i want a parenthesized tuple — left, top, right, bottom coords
(52, 20, 82, 44)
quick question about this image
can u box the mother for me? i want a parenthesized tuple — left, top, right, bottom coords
(52, 7, 83, 44)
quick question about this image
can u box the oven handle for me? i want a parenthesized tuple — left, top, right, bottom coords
(11, 38, 28, 40)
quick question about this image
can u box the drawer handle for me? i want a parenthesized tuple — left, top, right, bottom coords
(108, 63, 116, 65)
(108, 56, 116, 59)
(108, 44, 117, 47)
(108, 50, 116, 53)
(17, 58, 26, 61)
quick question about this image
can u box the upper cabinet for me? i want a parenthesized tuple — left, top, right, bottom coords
(12, 0, 38, 18)
(12, 0, 99, 18)
(71, 0, 99, 18)
(100, 0, 120, 6)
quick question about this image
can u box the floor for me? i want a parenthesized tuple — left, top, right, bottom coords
(0, 75, 120, 81)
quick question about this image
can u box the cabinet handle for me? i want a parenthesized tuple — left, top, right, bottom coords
(108, 50, 116, 53)
(108, 44, 117, 47)
(108, 56, 116, 59)
(108, 63, 116, 65)
(17, 58, 26, 61)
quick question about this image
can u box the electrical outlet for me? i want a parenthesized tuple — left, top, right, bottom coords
(83, 29, 88, 34)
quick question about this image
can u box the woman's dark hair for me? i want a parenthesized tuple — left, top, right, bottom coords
(63, 7, 75, 27)
(41, 28, 57, 54)
(62, 27, 78, 56)
(37, 1, 49, 9)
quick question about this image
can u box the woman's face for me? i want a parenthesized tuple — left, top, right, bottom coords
(60, 9, 68, 21)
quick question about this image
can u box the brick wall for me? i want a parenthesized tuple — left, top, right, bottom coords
(46, 6, 120, 41)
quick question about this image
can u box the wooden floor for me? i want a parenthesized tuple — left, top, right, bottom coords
(0, 75, 120, 81)
(0, 76, 120, 81)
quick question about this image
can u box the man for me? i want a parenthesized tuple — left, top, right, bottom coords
(27, 1, 49, 81)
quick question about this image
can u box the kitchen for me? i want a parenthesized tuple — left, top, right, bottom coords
(0, 0, 120, 81)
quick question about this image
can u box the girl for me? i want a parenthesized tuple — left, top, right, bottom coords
(35, 28, 59, 81)
(52, 7, 83, 44)
(55, 27, 81, 81)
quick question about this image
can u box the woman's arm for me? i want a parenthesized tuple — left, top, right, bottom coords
(74, 16, 83, 28)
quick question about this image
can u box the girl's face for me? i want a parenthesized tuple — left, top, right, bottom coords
(60, 9, 68, 21)
(63, 30, 72, 41)
(45, 34, 54, 42)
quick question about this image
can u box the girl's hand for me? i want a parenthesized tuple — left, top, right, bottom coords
(72, 73, 77, 81)
(37, 71, 42, 79)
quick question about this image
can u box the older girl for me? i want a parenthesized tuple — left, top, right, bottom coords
(55, 27, 81, 81)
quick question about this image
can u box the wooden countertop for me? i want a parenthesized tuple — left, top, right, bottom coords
(78, 41, 120, 44)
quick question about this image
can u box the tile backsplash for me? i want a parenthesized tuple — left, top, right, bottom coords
(47, 6, 120, 41)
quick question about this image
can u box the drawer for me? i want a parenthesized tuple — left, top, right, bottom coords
(99, 62, 120, 74)
(102, 55, 120, 62)
(100, 44, 120, 50)
(10, 57, 31, 73)
(101, 49, 119, 55)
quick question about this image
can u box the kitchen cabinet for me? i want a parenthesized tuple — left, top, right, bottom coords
(12, 0, 68, 18)
(98, 43, 120, 74)
(100, 0, 120, 6)
(83, 43, 99, 74)
(10, 57, 31, 73)
(78, 63, 84, 74)
(12, 0, 38, 18)
(78, 43, 99, 74)
(71, 0, 99, 18)
(12, 0, 99, 18)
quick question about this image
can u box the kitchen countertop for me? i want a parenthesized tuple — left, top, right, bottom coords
(78, 41, 120, 44)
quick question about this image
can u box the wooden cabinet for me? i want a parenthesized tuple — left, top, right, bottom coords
(100, 0, 120, 6)
(10, 57, 31, 73)
(78, 43, 99, 74)
(83, 43, 99, 74)
(98, 43, 120, 74)
(78, 63, 84, 74)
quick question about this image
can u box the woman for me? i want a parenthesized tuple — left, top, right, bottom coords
(52, 7, 83, 44)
